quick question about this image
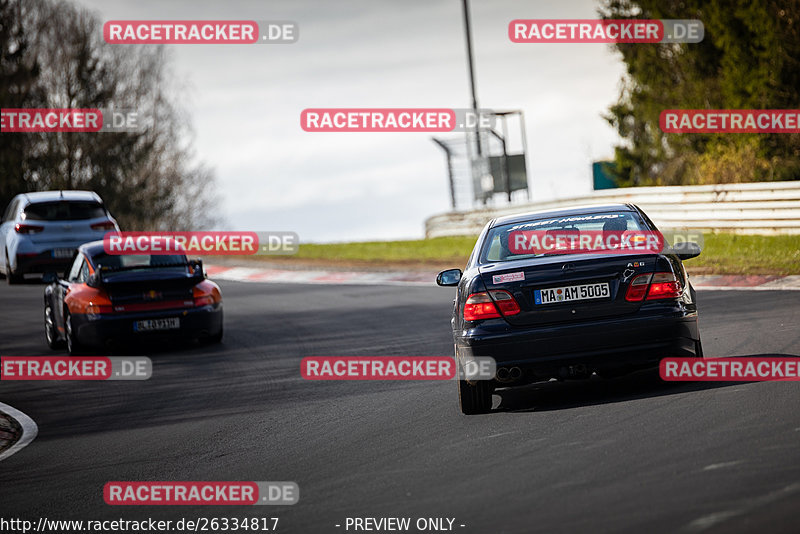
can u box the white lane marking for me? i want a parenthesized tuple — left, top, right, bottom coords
(687, 483, 800, 531)
(0, 402, 38, 462)
(703, 460, 743, 471)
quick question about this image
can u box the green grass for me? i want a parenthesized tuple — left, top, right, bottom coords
(245, 233, 800, 275)
(687, 233, 800, 275)
(289, 236, 477, 265)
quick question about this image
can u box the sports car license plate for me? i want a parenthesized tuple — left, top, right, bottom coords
(134, 318, 180, 332)
(534, 283, 610, 305)
(52, 248, 74, 258)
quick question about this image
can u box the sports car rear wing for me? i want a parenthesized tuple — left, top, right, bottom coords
(87, 259, 205, 287)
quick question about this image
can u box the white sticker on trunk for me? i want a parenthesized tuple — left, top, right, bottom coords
(492, 271, 525, 284)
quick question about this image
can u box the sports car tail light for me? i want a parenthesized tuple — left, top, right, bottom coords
(14, 223, 44, 234)
(625, 273, 652, 302)
(625, 272, 681, 302)
(193, 286, 216, 307)
(91, 220, 117, 231)
(86, 294, 114, 316)
(194, 295, 215, 307)
(646, 272, 681, 299)
(489, 290, 521, 316)
(464, 290, 520, 321)
(86, 304, 113, 316)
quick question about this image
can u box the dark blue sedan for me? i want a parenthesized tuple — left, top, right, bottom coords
(437, 203, 702, 414)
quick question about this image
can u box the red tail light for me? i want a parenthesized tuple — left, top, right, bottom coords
(193, 286, 216, 307)
(15, 223, 44, 234)
(489, 290, 521, 316)
(625, 272, 681, 302)
(194, 295, 215, 307)
(91, 220, 117, 231)
(464, 290, 520, 321)
(86, 304, 113, 316)
(625, 273, 652, 302)
(646, 272, 682, 299)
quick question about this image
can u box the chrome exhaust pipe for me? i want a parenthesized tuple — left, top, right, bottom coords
(496, 367, 510, 382)
(509, 367, 522, 380)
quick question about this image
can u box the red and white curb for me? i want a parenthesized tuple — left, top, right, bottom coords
(205, 265, 434, 286)
(691, 274, 800, 291)
(205, 265, 800, 290)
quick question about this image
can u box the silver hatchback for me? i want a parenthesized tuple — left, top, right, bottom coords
(0, 191, 119, 284)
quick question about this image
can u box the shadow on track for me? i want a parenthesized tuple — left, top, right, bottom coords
(494, 353, 798, 413)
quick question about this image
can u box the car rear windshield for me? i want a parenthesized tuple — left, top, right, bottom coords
(23, 201, 106, 221)
(481, 211, 648, 263)
(92, 254, 188, 273)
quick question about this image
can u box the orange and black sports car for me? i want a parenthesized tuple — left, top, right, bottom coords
(43, 240, 223, 354)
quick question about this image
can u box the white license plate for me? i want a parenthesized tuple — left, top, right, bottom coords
(52, 248, 74, 258)
(134, 317, 180, 332)
(534, 282, 610, 305)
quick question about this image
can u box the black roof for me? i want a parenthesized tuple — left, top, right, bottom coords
(490, 203, 637, 228)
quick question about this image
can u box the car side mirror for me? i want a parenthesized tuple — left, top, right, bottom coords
(672, 241, 702, 260)
(42, 272, 59, 284)
(436, 268, 462, 286)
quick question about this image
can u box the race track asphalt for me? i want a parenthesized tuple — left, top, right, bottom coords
(0, 279, 799, 534)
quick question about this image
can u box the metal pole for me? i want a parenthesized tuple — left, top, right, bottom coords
(500, 115, 511, 202)
(432, 138, 457, 210)
(461, 0, 481, 158)
(518, 110, 531, 200)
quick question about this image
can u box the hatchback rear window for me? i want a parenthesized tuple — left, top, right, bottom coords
(23, 201, 106, 221)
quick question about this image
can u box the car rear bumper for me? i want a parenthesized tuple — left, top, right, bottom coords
(455, 308, 699, 378)
(71, 304, 223, 347)
(15, 251, 75, 275)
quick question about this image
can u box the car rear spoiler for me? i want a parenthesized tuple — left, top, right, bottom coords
(87, 259, 205, 288)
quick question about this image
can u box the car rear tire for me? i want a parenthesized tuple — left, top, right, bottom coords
(457, 377, 493, 415)
(202, 325, 223, 344)
(44, 301, 65, 349)
(65, 310, 85, 355)
(695, 338, 704, 358)
(5, 253, 22, 285)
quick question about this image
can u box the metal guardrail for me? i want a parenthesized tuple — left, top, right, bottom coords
(425, 181, 800, 237)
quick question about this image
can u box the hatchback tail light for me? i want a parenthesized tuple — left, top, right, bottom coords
(91, 220, 117, 231)
(625, 272, 681, 302)
(464, 290, 520, 321)
(15, 223, 44, 234)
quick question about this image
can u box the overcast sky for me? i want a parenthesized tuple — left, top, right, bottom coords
(80, 0, 627, 242)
